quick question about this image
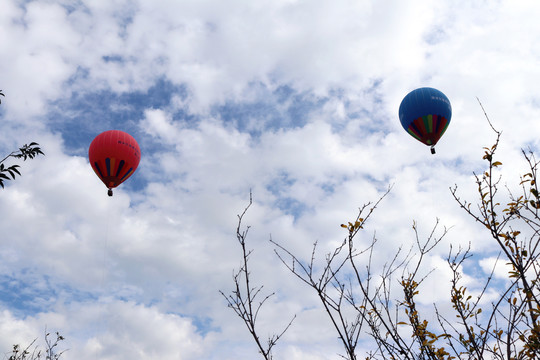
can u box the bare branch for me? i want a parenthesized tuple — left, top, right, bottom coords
(220, 191, 295, 359)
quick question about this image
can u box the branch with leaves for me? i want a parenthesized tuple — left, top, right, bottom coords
(0, 142, 44, 188)
(227, 101, 540, 360)
(8, 330, 65, 360)
(270, 185, 424, 360)
(449, 101, 540, 359)
(0, 91, 44, 188)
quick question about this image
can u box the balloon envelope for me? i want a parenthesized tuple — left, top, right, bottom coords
(398, 87, 452, 147)
(88, 130, 141, 191)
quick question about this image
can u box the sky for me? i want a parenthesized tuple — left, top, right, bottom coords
(1, 0, 540, 359)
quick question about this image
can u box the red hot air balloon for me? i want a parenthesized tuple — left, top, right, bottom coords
(89, 130, 141, 196)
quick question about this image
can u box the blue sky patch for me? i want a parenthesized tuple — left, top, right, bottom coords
(0, 270, 95, 317)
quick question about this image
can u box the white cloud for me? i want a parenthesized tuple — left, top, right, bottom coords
(1, 0, 540, 358)
(1, 301, 206, 360)
(140, 108, 180, 144)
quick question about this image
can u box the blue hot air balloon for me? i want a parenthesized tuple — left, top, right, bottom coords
(398, 87, 452, 154)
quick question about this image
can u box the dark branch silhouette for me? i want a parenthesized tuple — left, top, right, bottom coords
(7, 330, 65, 360)
(0, 91, 44, 189)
